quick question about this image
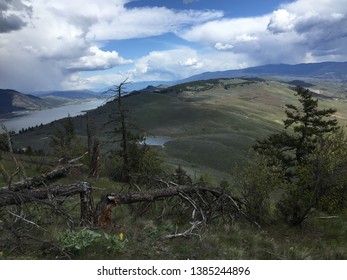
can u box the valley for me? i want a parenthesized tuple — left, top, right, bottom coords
(1, 62, 347, 260)
(9, 76, 347, 180)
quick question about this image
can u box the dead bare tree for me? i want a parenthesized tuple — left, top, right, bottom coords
(104, 79, 139, 182)
(93, 182, 252, 229)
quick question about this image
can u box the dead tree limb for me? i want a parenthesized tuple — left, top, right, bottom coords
(1, 162, 83, 191)
(0, 182, 92, 208)
(94, 185, 245, 229)
(165, 221, 203, 240)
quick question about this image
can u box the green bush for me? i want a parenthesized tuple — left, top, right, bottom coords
(59, 228, 125, 255)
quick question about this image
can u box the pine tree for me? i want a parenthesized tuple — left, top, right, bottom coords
(253, 87, 345, 225)
(254, 87, 339, 170)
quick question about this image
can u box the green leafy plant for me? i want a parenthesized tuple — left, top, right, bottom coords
(59, 228, 126, 254)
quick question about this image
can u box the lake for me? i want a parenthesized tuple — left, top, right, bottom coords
(0, 99, 106, 132)
(140, 136, 173, 147)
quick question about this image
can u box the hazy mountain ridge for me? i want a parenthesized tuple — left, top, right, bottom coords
(177, 62, 347, 84)
(2, 61, 346, 116)
(31, 90, 100, 100)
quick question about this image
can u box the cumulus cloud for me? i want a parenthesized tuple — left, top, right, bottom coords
(269, 0, 347, 61)
(181, 16, 269, 46)
(179, 0, 347, 65)
(132, 48, 201, 81)
(267, 9, 296, 33)
(0, 0, 223, 91)
(1, 0, 346, 91)
(129, 47, 251, 82)
(214, 42, 234, 51)
(66, 46, 132, 72)
(180, 57, 203, 68)
(87, 7, 223, 40)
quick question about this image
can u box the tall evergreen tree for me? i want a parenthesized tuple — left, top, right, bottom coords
(254, 87, 339, 171)
(253, 87, 345, 225)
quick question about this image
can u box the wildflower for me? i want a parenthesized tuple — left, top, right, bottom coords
(119, 232, 124, 241)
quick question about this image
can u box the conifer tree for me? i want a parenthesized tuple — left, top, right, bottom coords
(254, 87, 345, 225)
(254, 87, 339, 170)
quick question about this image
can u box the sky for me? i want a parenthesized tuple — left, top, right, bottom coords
(0, 0, 346, 92)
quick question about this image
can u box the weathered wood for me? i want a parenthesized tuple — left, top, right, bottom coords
(0, 182, 92, 208)
(94, 185, 243, 228)
(1, 164, 82, 191)
(80, 183, 94, 226)
(95, 185, 195, 228)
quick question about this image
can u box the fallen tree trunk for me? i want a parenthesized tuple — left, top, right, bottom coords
(0, 182, 91, 208)
(1, 163, 83, 192)
(94, 185, 244, 228)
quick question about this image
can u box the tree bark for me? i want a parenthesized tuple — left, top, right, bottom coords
(0, 181, 92, 208)
(80, 183, 94, 226)
(94, 185, 243, 228)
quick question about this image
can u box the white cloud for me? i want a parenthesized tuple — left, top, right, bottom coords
(0, 0, 223, 91)
(1, 0, 346, 91)
(267, 9, 296, 33)
(65, 47, 253, 89)
(62, 71, 128, 90)
(131, 48, 252, 82)
(132, 48, 202, 81)
(179, 0, 347, 66)
(180, 57, 203, 68)
(66, 46, 132, 72)
(87, 7, 223, 40)
(214, 42, 233, 51)
(181, 16, 269, 47)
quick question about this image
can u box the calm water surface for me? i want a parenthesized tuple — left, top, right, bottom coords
(0, 99, 105, 132)
(141, 136, 173, 147)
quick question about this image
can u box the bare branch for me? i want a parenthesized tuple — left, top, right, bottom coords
(7, 210, 46, 230)
(165, 221, 203, 240)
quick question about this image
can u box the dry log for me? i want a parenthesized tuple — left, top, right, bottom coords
(1, 163, 82, 192)
(0, 182, 91, 208)
(94, 185, 244, 228)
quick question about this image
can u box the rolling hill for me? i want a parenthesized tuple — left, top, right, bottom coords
(0, 89, 49, 115)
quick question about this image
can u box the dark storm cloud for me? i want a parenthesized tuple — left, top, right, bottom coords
(294, 14, 347, 57)
(0, 0, 32, 33)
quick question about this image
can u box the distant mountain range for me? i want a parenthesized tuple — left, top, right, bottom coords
(177, 61, 347, 84)
(1, 61, 346, 116)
